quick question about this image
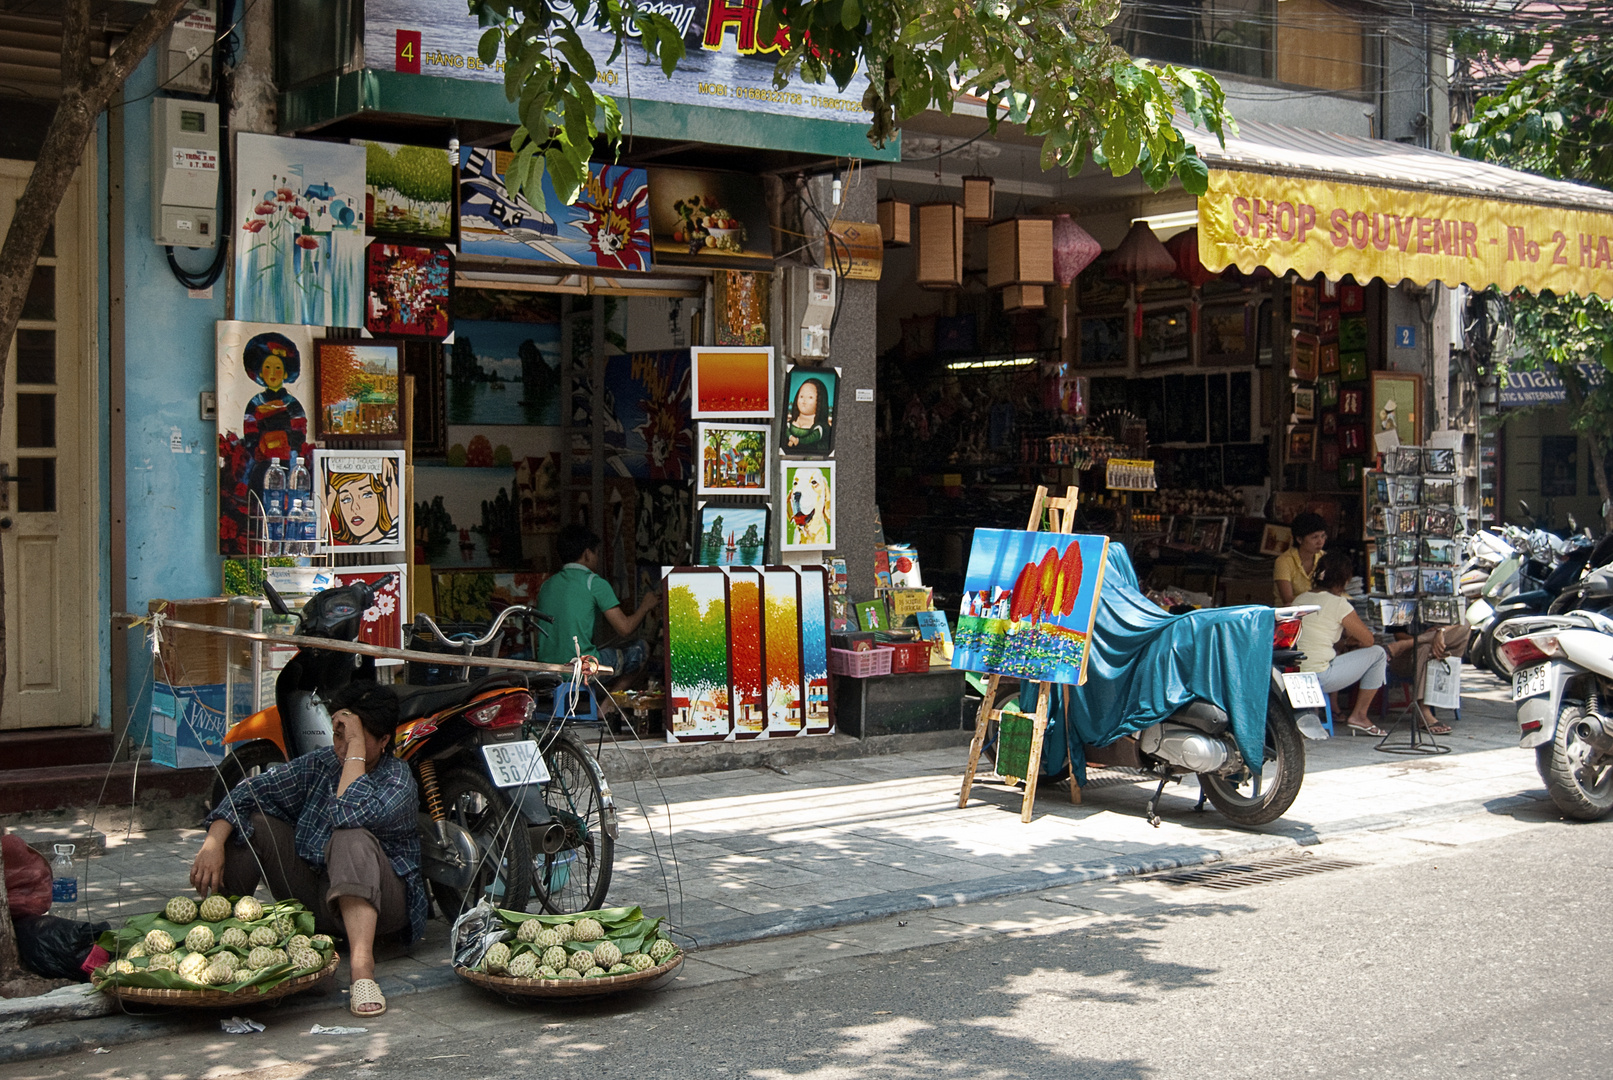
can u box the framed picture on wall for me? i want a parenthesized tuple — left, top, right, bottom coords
(316, 340, 402, 441)
(1287, 425, 1316, 462)
(1340, 350, 1368, 382)
(781, 366, 838, 456)
(1139, 306, 1191, 367)
(1291, 333, 1319, 381)
(690, 346, 775, 418)
(1318, 374, 1340, 409)
(1077, 313, 1128, 368)
(314, 450, 406, 552)
(1371, 371, 1423, 450)
(1292, 386, 1316, 423)
(1340, 387, 1365, 416)
(1199, 304, 1249, 366)
(1291, 282, 1318, 322)
(1318, 342, 1340, 374)
(696, 423, 772, 496)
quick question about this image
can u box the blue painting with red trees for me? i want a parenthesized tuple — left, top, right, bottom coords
(953, 530, 1110, 685)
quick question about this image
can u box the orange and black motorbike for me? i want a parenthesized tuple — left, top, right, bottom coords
(211, 577, 610, 919)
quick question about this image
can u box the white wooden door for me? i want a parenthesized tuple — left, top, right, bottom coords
(0, 159, 95, 729)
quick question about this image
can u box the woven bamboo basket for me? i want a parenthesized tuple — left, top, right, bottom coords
(455, 952, 683, 999)
(94, 954, 339, 1008)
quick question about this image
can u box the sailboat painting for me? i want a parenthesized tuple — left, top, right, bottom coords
(696, 503, 768, 567)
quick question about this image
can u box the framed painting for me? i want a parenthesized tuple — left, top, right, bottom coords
(1287, 425, 1316, 462)
(1318, 374, 1340, 409)
(1371, 371, 1423, 449)
(460, 149, 652, 271)
(782, 365, 838, 456)
(727, 568, 766, 738)
(697, 503, 768, 566)
(762, 567, 806, 735)
(1339, 387, 1365, 416)
(601, 349, 692, 480)
(1340, 350, 1368, 382)
(353, 139, 453, 241)
(1291, 282, 1318, 322)
(1260, 523, 1293, 556)
(953, 530, 1110, 685)
(691, 346, 774, 418)
(1340, 423, 1368, 454)
(314, 450, 406, 552)
(1292, 386, 1316, 423)
(1322, 410, 1338, 435)
(714, 270, 772, 346)
(1199, 304, 1249, 366)
(316, 341, 401, 440)
(1078, 313, 1128, 368)
(1340, 282, 1365, 313)
(448, 319, 562, 426)
(365, 243, 452, 338)
(1317, 306, 1340, 338)
(1139, 306, 1190, 367)
(1318, 342, 1339, 374)
(216, 321, 321, 556)
(647, 166, 775, 269)
(780, 461, 836, 551)
(664, 568, 733, 742)
(1291, 333, 1319, 381)
(697, 423, 771, 496)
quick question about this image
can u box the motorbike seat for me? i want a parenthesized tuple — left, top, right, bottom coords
(1503, 589, 1552, 611)
(1167, 700, 1229, 735)
(393, 673, 525, 723)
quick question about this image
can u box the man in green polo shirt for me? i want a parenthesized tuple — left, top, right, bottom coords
(537, 524, 659, 687)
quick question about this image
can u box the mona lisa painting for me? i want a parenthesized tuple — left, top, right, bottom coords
(314, 450, 406, 552)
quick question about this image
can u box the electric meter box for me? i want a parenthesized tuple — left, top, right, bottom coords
(151, 98, 220, 248)
(786, 265, 837, 360)
(159, 1, 217, 96)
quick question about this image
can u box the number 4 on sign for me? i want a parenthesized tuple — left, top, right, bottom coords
(396, 29, 422, 75)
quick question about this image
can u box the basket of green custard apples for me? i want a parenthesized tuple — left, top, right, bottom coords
(457, 907, 683, 997)
(92, 895, 337, 1005)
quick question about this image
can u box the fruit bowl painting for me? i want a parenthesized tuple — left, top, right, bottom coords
(953, 530, 1110, 685)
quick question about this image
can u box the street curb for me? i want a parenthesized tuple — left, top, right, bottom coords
(0, 787, 1549, 1065)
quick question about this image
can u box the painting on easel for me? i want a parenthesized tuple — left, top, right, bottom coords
(953, 529, 1109, 685)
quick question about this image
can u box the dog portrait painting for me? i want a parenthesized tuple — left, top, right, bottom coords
(782, 462, 836, 550)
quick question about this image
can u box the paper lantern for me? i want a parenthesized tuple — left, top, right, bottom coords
(1003, 284, 1046, 312)
(1051, 214, 1101, 286)
(915, 203, 964, 289)
(962, 175, 995, 222)
(877, 199, 911, 246)
(986, 217, 1055, 288)
(1163, 227, 1218, 287)
(1105, 221, 1176, 284)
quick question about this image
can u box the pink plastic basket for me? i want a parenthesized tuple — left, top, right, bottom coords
(829, 647, 892, 678)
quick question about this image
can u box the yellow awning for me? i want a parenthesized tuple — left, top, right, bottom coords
(1191, 121, 1613, 299)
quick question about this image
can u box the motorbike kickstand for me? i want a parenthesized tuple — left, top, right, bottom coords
(1146, 775, 1172, 828)
(1193, 785, 1209, 813)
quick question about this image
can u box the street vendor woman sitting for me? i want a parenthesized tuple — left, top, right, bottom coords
(537, 523, 660, 689)
(189, 682, 423, 1018)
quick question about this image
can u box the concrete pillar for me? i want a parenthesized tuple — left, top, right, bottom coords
(229, 0, 277, 135)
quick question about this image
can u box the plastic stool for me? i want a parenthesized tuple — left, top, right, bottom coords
(550, 682, 598, 722)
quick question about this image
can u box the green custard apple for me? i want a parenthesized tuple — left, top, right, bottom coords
(112, 959, 136, 975)
(533, 928, 562, 948)
(555, 968, 580, 979)
(148, 952, 179, 972)
(208, 960, 236, 985)
(310, 934, 334, 952)
(625, 953, 654, 972)
(143, 928, 176, 955)
(541, 945, 568, 970)
(247, 946, 279, 969)
(248, 926, 278, 948)
(164, 896, 198, 924)
(552, 923, 575, 943)
(199, 894, 232, 922)
(291, 948, 322, 972)
(516, 919, 544, 944)
(592, 941, 622, 969)
(482, 942, 512, 974)
(608, 963, 634, 975)
(537, 966, 560, 979)
(507, 953, 539, 979)
(233, 895, 264, 922)
(571, 918, 604, 943)
(649, 939, 678, 963)
(220, 926, 250, 950)
(272, 915, 296, 938)
(185, 925, 215, 953)
(127, 942, 148, 959)
(177, 951, 210, 984)
(584, 966, 607, 978)
(234, 967, 258, 984)
(210, 950, 239, 975)
(271, 948, 289, 966)
(566, 950, 594, 972)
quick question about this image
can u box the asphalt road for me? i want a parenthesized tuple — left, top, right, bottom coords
(8, 810, 1610, 1080)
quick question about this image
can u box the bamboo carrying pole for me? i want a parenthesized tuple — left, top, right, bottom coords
(957, 486, 1084, 822)
(116, 615, 614, 677)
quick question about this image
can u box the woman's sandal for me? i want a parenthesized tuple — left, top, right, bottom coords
(1420, 718, 1452, 735)
(349, 978, 387, 1017)
(1346, 721, 1387, 737)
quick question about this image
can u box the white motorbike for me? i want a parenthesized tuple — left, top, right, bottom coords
(1496, 568, 1613, 820)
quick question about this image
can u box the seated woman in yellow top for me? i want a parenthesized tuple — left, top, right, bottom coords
(1274, 512, 1328, 605)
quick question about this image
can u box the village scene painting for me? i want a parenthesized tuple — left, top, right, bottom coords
(697, 423, 770, 495)
(953, 530, 1110, 685)
(317, 342, 401, 438)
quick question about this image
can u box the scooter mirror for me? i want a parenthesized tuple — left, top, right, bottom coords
(263, 579, 291, 617)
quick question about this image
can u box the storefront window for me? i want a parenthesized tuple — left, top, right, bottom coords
(1114, 0, 1276, 82)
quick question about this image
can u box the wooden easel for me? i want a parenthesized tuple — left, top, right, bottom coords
(959, 485, 1083, 823)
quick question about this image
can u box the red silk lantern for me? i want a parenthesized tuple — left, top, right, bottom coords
(1105, 221, 1176, 284)
(1164, 227, 1219, 287)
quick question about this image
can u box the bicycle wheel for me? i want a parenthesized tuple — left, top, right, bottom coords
(533, 732, 615, 914)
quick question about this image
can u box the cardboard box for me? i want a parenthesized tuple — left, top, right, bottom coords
(151, 682, 228, 769)
(148, 598, 232, 686)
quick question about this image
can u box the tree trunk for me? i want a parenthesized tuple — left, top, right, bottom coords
(0, 0, 192, 989)
(1588, 430, 1613, 534)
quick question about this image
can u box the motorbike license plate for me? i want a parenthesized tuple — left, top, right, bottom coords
(1512, 666, 1550, 702)
(1282, 672, 1328, 709)
(480, 740, 550, 788)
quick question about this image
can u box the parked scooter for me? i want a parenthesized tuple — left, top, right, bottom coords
(1495, 567, 1613, 820)
(1082, 605, 1317, 827)
(210, 578, 595, 917)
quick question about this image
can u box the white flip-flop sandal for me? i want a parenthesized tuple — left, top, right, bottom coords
(349, 977, 387, 1017)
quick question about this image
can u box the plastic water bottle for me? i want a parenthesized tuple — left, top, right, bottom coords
(263, 459, 288, 554)
(51, 843, 77, 905)
(290, 498, 316, 555)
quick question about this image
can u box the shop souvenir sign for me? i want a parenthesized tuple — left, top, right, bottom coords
(458, 148, 652, 271)
(697, 423, 771, 496)
(234, 134, 367, 328)
(781, 366, 838, 456)
(316, 341, 402, 440)
(781, 461, 837, 551)
(353, 139, 453, 241)
(216, 321, 322, 557)
(696, 503, 768, 566)
(314, 450, 406, 553)
(691, 347, 774, 418)
(365, 243, 452, 338)
(953, 529, 1110, 685)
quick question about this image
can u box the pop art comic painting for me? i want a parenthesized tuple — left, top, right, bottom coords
(459, 148, 651, 271)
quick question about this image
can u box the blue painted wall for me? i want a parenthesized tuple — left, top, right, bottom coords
(120, 50, 228, 738)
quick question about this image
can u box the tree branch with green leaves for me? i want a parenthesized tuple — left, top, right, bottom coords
(470, 0, 1231, 208)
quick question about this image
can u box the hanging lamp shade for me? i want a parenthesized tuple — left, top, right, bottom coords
(1003, 284, 1046, 312)
(1163, 227, 1219, 287)
(986, 217, 1055, 288)
(961, 175, 995, 222)
(877, 198, 911, 246)
(915, 203, 965, 289)
(1105, 221, 1177, 284)
(1051, 214, 1102, 286)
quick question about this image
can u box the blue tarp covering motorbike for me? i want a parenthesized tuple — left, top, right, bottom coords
(1028, 544, 1275, 783)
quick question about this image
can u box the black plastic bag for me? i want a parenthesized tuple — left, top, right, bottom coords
(14, 914, 111, 982)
